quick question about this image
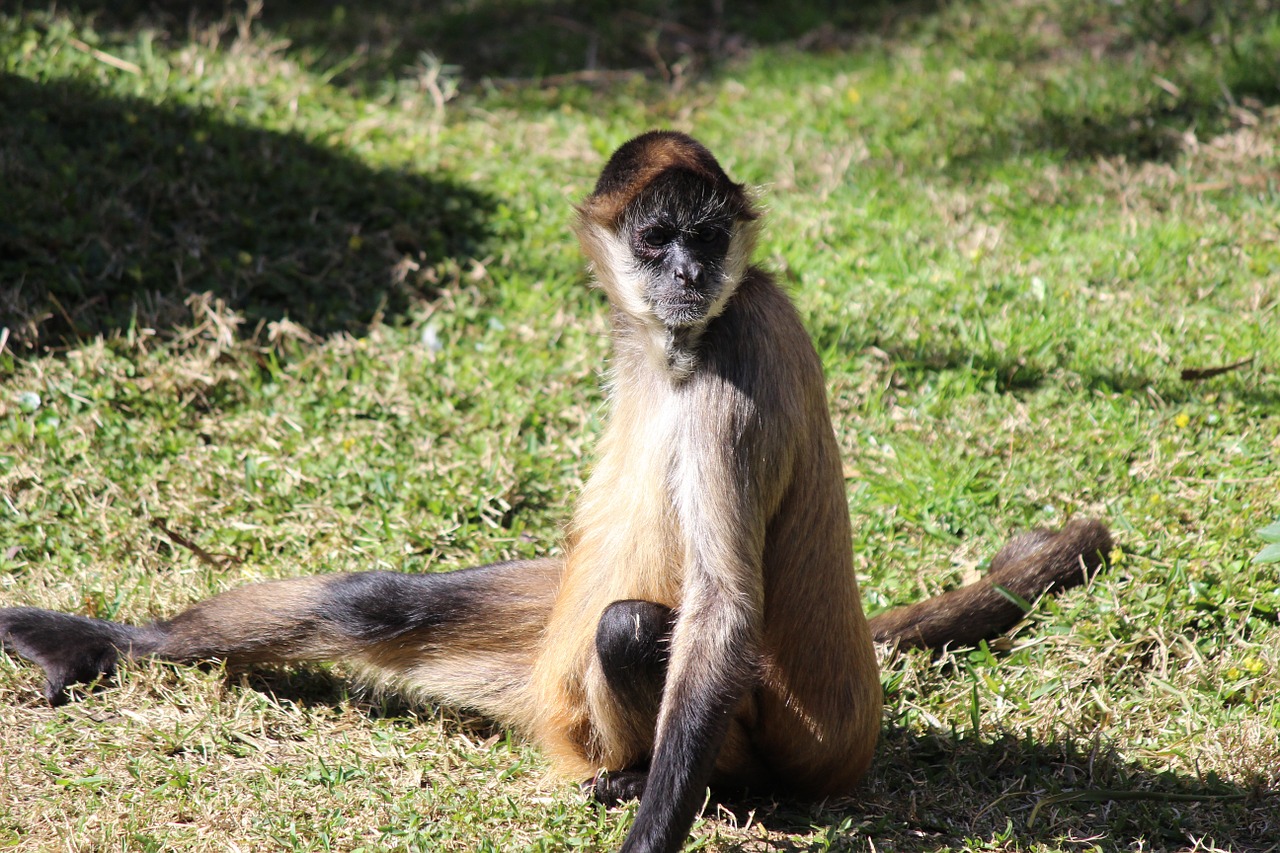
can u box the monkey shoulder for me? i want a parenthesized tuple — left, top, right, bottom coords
(701, 269, 825, 404)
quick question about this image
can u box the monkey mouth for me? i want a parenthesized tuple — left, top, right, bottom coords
(654, 299, 708, 327)
(649, 283, 722, 328)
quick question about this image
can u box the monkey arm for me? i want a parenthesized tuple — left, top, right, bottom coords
(619, 420, 771, 853)
(621, 582, 760, 853)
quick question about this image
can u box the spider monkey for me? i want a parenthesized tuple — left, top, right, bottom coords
(0, 131, 1111, 853)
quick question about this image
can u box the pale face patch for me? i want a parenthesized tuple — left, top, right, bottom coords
(577, 212, 759, 380)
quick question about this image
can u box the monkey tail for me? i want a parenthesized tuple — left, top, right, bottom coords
(867, 518, 1113, 650)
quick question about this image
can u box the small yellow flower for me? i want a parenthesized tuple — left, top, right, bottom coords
(846, 87, 862, 105)
(1174, 413, 1190, 428)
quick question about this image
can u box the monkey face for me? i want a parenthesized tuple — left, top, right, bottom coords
(575, 132, 760, 340)
(625, 172, 739, 329)
(629, 215, 733, 328)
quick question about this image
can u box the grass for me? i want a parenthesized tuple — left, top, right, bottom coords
(2, 0, 1279, 849)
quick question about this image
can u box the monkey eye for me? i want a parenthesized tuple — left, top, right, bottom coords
(640, 227, 670, 249)
(694, 226, 722, 244)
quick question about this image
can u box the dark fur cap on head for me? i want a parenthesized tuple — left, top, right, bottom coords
(579, 131, 758, 227)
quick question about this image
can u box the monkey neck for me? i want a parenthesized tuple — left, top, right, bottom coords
(660, 326, 702, 380)
(609, 309, 706, 384)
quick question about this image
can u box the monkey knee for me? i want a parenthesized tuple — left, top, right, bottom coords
(594, 600, 673, 689)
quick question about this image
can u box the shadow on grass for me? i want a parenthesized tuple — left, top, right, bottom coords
(778, 725, 1274, 852)
(0, 74, 494, 352)
(223, 665, 1275, 851)
(950, 71, 1280, 171)
(241, 666, 508, 735)
(941, 7, 1280, 169)
(41, 0, 940, 88)
(849, 341, 1280, 406)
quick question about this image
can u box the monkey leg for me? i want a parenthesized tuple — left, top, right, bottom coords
(585, 599, 674, 805)
(0, 607, 150, 706)
(0, 558, 561, 726)
(595, 599, 674, 712)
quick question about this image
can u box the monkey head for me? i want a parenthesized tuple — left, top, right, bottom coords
(575, 131, 760, 336)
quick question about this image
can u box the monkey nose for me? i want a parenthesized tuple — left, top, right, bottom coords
(674, 261, 703, 287)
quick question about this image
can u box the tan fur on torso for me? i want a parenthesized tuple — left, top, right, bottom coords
(531, 271, 881, 791)
(532, 342, 687, 774)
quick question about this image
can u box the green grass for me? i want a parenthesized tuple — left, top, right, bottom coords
(2, 0, 1279, 850)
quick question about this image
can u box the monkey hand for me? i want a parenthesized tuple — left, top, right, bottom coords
(0, 607, 147, 706)
(584, 768, 650, 806)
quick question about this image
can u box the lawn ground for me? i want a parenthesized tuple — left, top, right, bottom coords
(1, 1, 1278, 850)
